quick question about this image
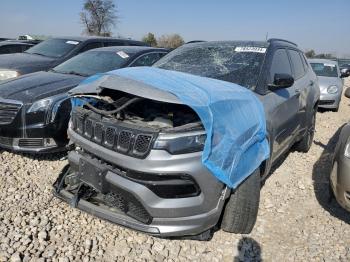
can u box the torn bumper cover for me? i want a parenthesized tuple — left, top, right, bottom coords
(71, 67, 270, 188)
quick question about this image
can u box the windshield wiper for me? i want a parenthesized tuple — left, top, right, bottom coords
(26, 52, 47, 57)
(66, 71, 88, 77)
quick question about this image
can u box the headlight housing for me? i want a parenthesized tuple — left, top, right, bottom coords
(327, 85, 338, 94)
(27, 98, 53, 113)
(154, 133, 206, 154)
(0, 70, 19, 81)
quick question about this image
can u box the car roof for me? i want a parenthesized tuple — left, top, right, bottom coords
(50, 36, 145, 43)
(0, 41, 34, 46)
(308, 58, 339, 65)
(184, 40, 270, 48)
(86, 46, 169, 54)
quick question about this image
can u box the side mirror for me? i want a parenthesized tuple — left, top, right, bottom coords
(345, 87, 350, 99)
(269, 73, 294, 90)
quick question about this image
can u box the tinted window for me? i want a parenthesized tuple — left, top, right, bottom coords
(0, 45, 23, 54)
(289, 50, 305, 79)
(310, 63, 339, 77)
(154, 43, 266, 89)
(270, 49, 292, 80)
(25, 39, 81, 58)
(53, 51, 128, 77)
(79, 42, 103, 53)
(130, 53, 164, 67)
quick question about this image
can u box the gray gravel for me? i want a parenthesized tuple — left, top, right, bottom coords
(1, 79, 350, 261)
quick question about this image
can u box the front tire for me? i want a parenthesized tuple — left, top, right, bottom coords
(220, 169, 260, 234)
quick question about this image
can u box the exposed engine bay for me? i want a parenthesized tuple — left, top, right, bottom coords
(72, 88, 204, 132)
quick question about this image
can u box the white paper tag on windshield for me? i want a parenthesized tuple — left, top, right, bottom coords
(235, 46, 267, 53)
(117, 51, 129, 59)
(66, 40, 79, 45)
(324, 63, 335, 67)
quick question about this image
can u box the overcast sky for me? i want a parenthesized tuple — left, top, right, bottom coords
(0, 0, 349, 57)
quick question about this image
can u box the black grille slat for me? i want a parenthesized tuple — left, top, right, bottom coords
(18, 139, 44, 148)
(104, 127, 116, 147)
(117, 131, 133, 153)
(84, 119, 93, 138)
(94, 123, 104, 143)
(134, 135, 152, 154)
(0, 102, 21, 125)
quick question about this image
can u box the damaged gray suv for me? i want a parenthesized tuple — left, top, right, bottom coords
(54, 39, 320, 239)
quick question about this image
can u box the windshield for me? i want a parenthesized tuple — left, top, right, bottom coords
(52, 51, 128, 77)
(310, 63, 339, 77)
(338, 59, 350, 67)
(153, 43, 267, 89)
(25, 38, 81, 58)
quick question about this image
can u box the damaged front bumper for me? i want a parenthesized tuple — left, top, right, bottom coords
(53, 132, 229, 237)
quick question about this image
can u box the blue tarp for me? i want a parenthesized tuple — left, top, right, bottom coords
(73, 67, 270, 189)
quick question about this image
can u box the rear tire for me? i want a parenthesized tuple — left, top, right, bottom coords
(220, 169, 260, 234)
(294, 110, 316, 153)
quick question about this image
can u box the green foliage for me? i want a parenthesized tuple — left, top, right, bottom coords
(142, 33, 158, 47)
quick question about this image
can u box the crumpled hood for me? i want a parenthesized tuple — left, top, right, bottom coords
(71, 66, 270, 188)
(317, 76, 342, 94)
(0, 71, 84, 102)
(0, 53, 56, 74)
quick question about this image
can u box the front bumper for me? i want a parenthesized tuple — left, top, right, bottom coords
(53, 130, 228, 237)
(319, 92, 341, 109)
(330, 154, 350, 212)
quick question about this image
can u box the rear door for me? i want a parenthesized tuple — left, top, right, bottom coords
(287, 49, 311, 134)
(268, 48, 301, 158)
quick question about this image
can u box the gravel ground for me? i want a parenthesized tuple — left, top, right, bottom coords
(1, 79, 350, 262)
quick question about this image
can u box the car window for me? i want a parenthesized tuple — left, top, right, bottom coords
(130, 53, 164, 67)
(270, 49, 292, 81)
(25, 38, 81, 58)
(0, 45, 23, 54)
(300, 53, 309, 71)
(53, 50, 128, 77)
(79, 42, 103, 53)
(289, 49, 305, 79)
(310, 62, 339, 77)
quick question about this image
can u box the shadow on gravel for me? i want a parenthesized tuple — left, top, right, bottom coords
(17, 151, 67, 162)
(233, 237, 262, 262)
(312, 124, 350, 224)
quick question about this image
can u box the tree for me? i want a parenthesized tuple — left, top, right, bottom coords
(142, 33, 157, 47)
(305, 49, 316, 58)
(80, 0, 118, 36)
(157, 34, 185, 49)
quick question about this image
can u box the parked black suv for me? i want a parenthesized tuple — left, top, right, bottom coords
(0, 46, 168, 152)
(0, 36, 147, 81)
(54, 39, 320, 239)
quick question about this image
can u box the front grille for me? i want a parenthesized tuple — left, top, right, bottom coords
(319, 100, 335, 105)
(0, 102, 21, 125)
(18, 138, 44, 148)
(0, 136, 13, 146)
(72, 108, 156, 158)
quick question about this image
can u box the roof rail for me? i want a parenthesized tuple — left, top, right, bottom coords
(268, 38, 297, 46)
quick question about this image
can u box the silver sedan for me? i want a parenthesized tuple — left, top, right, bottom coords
(330, 88, 350, 211)
(309, 59, 346, 111)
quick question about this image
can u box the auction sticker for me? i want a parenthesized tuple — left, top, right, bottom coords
(117, 51, 129, 59)
(66, 40, 80, 45)
(235, 46, 267, 53)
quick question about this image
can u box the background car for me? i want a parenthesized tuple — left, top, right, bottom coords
(0, 46, 168, 152)
(309, 59, 345, 111)
(54, 39, 319, 239)
(0, 36, 148, 81)
(338, 59, 350, 77)
(330, 88, 350, 211)
(0, 40, 40, 54)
